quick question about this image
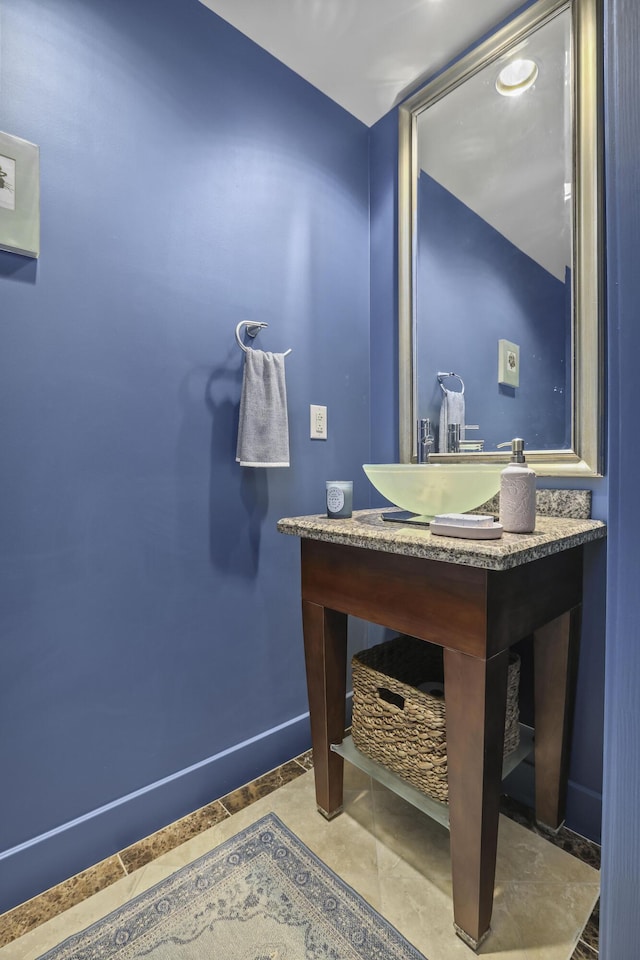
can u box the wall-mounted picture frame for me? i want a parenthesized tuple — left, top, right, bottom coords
(0, 131, 40, 258)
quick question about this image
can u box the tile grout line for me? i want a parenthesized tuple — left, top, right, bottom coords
(574, 937, 598, 958)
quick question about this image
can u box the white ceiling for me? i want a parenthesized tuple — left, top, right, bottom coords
(198, 0, 528, 127)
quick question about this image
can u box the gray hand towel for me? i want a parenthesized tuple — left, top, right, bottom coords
(438, 386, 465, 453)
(236, 350, 290, 467)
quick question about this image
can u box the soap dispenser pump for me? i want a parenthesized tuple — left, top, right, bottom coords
(499, 438, 536, 533)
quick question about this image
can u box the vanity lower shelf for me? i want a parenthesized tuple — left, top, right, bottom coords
(331, 724, 534, 830)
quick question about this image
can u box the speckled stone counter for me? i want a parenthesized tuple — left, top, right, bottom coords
(480, 487, 592, 520)
(277, 507, 606, 571)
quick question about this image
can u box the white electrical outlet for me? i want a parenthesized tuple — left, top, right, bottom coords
(310, 404, 327, 440)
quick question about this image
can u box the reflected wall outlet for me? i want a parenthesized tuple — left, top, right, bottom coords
(498, 339, 520, 387)
(310, 404, 327, 439)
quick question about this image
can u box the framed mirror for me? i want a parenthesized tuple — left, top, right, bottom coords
(398, 0, 602, 476)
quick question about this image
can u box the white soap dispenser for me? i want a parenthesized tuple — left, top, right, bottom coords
(499, 438, 536, 533)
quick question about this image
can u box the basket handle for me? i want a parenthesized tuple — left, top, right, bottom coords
(377, 687, 405, 711)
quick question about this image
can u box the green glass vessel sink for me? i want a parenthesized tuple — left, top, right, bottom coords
(362, 463, 502, 520)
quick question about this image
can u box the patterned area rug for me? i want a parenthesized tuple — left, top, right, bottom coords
(38, 813, 426, 959)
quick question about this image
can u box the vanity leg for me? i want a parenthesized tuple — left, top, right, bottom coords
(534, 607, 580, 829)
(444, 647, 509, 949)
(302, 600, 348, 819)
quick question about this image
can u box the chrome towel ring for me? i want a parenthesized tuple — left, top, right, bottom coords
(437, 371, 464, 394)
(235, 321, 292, 356)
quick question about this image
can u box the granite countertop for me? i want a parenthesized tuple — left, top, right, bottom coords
(277, 508, 606, 571)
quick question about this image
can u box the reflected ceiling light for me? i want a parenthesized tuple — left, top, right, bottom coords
(496, 58, 539, 96)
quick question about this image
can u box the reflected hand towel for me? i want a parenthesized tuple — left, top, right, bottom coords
(438, 387, 465, 453)
(236, 350, 290, 467)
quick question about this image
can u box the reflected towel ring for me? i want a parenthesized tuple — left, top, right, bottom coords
(437, 371, 465, 394)
(235, 321, 292, 356)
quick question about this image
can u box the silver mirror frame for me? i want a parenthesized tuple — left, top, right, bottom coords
(398, 0, 603, 476)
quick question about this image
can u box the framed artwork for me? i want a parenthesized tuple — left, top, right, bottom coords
(0, 131, 40, 258)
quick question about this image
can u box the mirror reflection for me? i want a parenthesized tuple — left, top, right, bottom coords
(416, 10, 571, 454)
(399, 0, 602, 475)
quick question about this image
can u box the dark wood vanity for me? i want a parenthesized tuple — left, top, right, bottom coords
(278, 508, 605, 949)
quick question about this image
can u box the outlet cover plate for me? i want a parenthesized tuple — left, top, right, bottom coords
(310, 404, 327, 440)
(498, 339, 520, 387)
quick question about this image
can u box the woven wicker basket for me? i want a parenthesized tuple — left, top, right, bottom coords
(351, 635, 520, 803)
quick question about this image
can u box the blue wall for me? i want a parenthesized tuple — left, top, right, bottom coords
(600, 0, 640, 955)
(416, 172, 568, 451)
(0, 0, 370, 912)
(369, 109, 399, 467)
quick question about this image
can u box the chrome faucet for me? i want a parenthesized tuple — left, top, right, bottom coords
(416, 418, 434, 463)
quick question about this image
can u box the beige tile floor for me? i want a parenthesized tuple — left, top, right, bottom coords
(0, 755, 599, 960)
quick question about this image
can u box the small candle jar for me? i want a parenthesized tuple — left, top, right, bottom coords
(326, 481, 353, 519)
